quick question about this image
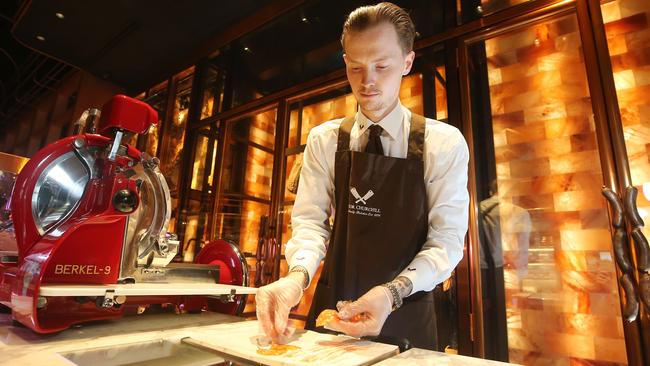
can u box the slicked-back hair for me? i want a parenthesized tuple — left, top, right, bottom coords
(341, 2, 416, 54)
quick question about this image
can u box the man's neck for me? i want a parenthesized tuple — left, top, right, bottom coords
(361, 99, 399, 122)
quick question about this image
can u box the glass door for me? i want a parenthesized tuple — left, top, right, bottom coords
(214, 107, 277, 314)
(460, 10, 628, 365)
(599, 0, 650, 362)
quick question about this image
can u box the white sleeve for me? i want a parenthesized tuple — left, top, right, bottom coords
(397, 128, 470, 293)
(284, 128, 334, 283)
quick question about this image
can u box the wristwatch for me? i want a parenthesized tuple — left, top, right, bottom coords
(382, 282, 403, 311)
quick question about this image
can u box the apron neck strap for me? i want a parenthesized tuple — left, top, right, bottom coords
(337, 116, 355, 152)
(407, 113, 425, 160)
(336, 113, 425, 159)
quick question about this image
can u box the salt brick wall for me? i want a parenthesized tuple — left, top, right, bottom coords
(485, 11, 629, 365)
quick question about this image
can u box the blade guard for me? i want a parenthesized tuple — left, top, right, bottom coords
(194, 240, 249, 315)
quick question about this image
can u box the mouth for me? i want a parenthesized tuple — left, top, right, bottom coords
(360, 91, 380, 98)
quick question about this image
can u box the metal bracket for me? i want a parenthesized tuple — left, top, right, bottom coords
(100, 289, 116, 308)
(99, 289, 126, 308)
(218, 288, 237, 303)
(108, 130, 124, 161)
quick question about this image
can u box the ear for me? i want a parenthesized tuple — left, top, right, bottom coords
(403, 51, 415, 75)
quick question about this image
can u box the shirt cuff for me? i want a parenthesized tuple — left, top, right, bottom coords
(287, 249, 321, 286)
(397, 257, 437, 294)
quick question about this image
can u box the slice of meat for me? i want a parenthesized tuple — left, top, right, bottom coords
(315, 309, 365, 328)
(315, 309, 339, 327)
(256, 343, 300, 356)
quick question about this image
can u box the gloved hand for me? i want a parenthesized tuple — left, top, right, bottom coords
(327, 286, 393, 338)
(255, 274, 303, 343)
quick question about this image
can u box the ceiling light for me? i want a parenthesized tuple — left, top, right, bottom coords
(55, 12, 65, 19)
(36, 35, 45, 41)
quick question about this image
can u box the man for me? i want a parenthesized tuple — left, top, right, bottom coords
(255, 2, 469, 350)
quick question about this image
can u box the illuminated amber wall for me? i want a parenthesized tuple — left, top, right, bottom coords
(400, 74, 424, 115)
(244, 109, 276, 200)
(297, 93, 358, 145)
(483, 14, 626, 365)
(435, 67, 448, 121)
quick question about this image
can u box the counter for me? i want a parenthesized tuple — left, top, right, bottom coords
(0, 310, 518, 365)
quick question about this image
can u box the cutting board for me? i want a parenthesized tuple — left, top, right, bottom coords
(183, 320, 398, 366)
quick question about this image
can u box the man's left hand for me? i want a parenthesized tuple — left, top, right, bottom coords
(327, 286, 393, 338)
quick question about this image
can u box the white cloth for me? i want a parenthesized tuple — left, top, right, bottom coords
(285, 102, 469, 294)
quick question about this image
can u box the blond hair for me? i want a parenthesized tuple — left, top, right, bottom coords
(341, 2, 416, 54)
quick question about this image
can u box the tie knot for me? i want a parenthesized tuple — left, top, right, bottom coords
(368, 124, 383, 137)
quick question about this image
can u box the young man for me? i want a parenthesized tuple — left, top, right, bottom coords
(255, 2, 469, 350)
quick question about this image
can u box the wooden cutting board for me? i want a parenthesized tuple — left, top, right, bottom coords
(183, 320, 398, 366)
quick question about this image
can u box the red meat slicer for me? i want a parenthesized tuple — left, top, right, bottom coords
(0, 95, 255, 333)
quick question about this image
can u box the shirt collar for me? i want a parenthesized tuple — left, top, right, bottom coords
(355, 101, 404, 140)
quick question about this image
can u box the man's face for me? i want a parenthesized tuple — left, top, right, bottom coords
(343, 22, 415, 122)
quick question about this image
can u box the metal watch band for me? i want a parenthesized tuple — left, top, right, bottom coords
(288, 266, 310, 290)
(382, 282, 403, 311)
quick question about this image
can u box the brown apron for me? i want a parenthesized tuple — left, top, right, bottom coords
(305, 113, 437, 350)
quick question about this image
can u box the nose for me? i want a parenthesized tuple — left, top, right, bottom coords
(361, 68, 376, 88)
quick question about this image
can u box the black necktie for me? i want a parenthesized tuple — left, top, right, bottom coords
(365, 124, 384, 155)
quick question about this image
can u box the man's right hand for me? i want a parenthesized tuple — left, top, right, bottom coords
(255, 273, 304, 343)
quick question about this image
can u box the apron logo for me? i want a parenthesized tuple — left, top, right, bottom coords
(349, 187, 381, 218)
(350, 187, 374, 205)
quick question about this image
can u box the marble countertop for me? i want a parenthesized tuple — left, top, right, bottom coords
(0, 310, 242, 365)
(0, 311, 518, 365)
(375, 348, 519, 365)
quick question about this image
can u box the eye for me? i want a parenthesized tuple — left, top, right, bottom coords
(376, 65, 389, 70)
(350, 67, 362, 72)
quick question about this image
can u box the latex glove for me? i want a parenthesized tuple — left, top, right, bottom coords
(328, 286, 393, 338)
(255, 275, 303, 343)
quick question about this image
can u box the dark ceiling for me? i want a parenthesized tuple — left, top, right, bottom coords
(1, 0, 289, 130)
(11, 0, 278, 92)
(0, 1, 73, 125)
(1, 0, 447, 129)
(214, 0, 446, 104)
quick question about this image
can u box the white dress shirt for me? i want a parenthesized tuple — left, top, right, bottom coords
(285, 101, 469, 294)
